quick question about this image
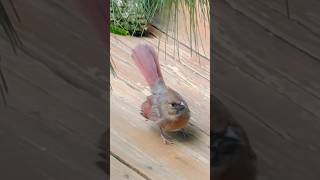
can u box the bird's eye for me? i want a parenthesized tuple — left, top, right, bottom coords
(170, 103, 177, 107)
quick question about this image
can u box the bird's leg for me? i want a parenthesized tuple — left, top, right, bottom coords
(160, 127, 174, 144)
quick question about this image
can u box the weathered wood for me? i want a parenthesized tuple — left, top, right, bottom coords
(0, 107, 105, 180)
(0, 0, 107, 179)
(111, 94, 210, 180)
(215, 91, 320, 180)
(290, 0, 320, 36)
(225, 0, 320, 61)
(111, 35, 210, 134)
(214, 0, 320, 119)
(255, 0, 287, 16)
(110, 17, 210, 179)
(214, 0, 320, 179)
(110, 156, 145, 180)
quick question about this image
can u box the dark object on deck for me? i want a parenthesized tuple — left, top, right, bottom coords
(212, 96, 257, 180)
(96, 131, 109, 175)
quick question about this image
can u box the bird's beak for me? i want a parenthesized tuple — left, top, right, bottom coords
(176, 103, 186, 112)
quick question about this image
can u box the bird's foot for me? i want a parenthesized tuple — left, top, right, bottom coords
(160, 128, 174, 144)
(161, 133, 174, 144)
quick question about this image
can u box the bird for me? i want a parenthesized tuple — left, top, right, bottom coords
(212, 96, 257, 180)
(131, 44, 190, 144)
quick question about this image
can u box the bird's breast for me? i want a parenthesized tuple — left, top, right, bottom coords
(163, 116, 189, 132)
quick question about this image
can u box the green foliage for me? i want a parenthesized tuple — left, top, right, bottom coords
(110, 24, 129, 35)
(110, 0, 210, 51)
(110, 0, 210, 77)
(110, 0, 154, 36)
(161, 0, 209, 57)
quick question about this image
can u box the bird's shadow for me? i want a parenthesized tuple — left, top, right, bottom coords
(166, 125, 201, 143)
(96, 130, 109, 175)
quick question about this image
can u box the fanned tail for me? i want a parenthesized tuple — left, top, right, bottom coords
(131, 44, 164, 88)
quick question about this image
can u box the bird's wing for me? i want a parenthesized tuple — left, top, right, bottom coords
(141, 96, 152, 119)
(140, 95, 162, 123)
(149, 95, 164, 123)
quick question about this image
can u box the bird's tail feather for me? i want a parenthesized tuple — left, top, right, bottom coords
(131, 44, 164, 88)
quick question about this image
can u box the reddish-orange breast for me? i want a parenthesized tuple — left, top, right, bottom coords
(163, 116, 189, 132)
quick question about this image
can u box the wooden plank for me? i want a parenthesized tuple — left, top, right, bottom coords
(1, 65, 104, 141)
(0, 66, 106, 177)
(290, 0, 320, 36)
(111, 35, 210, 79)
(110, 93, 210, 180)
(111, 34, 210, 134)
(214, 53, 320, 179)
(214, 1, 320, 179)
(215, 91, 320, 180)
(255, 0, 287, 16)
(0, 0, 107, 179)
(110, 156, 145, 180)
(0, 130, 69, 180)
(214, 0, 320, 119)
(0, 108, 105, 180)
(224, 0, 320, 61)
(3, 0, 107, 71)
(0, 41, 106, 124)
(110, 23, 210, 178)
(214, 52, 320, 152)
(213, 2, 320, 176)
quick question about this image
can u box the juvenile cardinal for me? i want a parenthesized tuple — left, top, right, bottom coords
(131, 44, 190, 144)
(212, 96, 257, 180)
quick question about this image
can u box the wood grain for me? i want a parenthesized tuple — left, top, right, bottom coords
(110, 156, 145, 180)
(110, 22, 210, 179)
(214, 0, 320, 179)
(0, 0, 107, 179)
(225, 0, 320, 61)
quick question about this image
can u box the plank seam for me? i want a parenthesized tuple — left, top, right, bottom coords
(111, 35, 210, 79)
(253, 0, 320, 39)
(112, 75, 210, 136)
(2, 66, 105, 125)
(110, 151, 151, 180)
(223, 0, 320, 63)
(214, 49, 320, 120)
(214, 87, 294, 142)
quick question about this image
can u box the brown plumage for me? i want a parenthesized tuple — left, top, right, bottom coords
(131, 44, 190, 144)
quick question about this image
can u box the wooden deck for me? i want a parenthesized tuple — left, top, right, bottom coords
(0, 1, 107, 179)
(110, 14, 210, 179)
(214, 1, 320, 179)
(3, 0, 319, 179)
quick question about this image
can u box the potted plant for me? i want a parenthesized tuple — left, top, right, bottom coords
(110, 0, 210, 44)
